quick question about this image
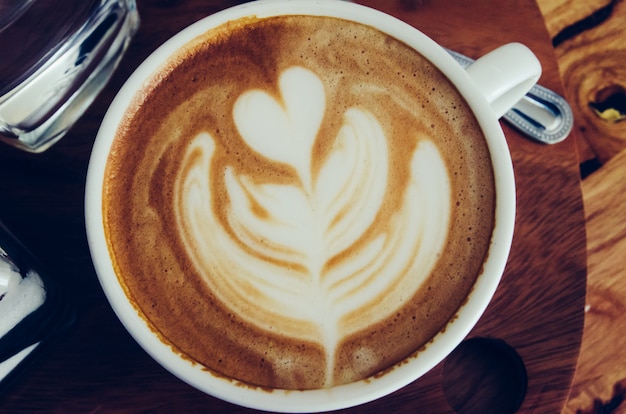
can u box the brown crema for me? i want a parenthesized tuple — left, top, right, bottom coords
(103, 15, 495, 390)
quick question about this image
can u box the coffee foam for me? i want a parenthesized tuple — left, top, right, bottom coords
(103, 15, 495, 389)
(176, 73, 451, 385)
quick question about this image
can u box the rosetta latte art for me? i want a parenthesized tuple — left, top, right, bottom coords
(175, 66, 451, 385)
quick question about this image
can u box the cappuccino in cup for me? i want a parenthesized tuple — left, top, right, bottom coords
(87, 0, 532, 410)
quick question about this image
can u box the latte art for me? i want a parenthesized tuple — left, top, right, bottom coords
(103, 14, 495, 390)
(176, 66, 451, 385)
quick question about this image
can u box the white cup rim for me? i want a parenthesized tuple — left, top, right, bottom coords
(85, 1, 516, 412)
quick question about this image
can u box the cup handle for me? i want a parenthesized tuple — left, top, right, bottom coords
(465, 43, 542, 119)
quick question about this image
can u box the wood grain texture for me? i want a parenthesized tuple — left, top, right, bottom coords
(536, 1, 626, 412)
(563, 149, 626, 414)
(536, 0, 613, 38)
(538, 0, 626, 165)
(0, 0, 586, 412)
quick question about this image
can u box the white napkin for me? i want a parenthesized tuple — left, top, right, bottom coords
(0, 343, 39, 382)
(0, 256, 46, 382)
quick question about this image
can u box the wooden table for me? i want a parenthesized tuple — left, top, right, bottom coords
(0, 1, 587, 412)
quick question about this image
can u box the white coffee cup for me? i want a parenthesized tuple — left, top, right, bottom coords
(85, 0, 539, 412)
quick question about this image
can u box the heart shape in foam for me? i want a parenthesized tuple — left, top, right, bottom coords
(233, 66, 326, 186)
